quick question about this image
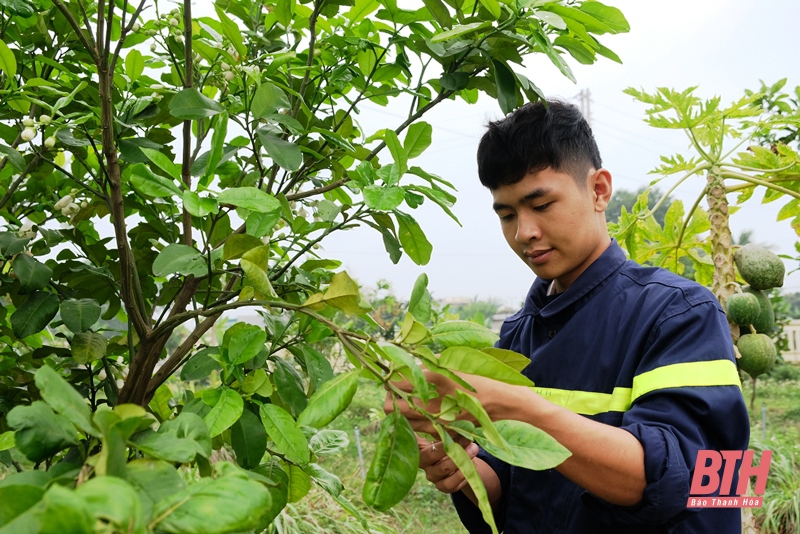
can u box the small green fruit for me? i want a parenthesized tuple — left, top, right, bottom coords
(740, 286, 775, 335)
(734, 244, 785, 290)
(737, 333, 777, 378)
(725, 292, 761, 326)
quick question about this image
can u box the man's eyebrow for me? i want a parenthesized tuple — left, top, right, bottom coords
(492, 187, 551, 212)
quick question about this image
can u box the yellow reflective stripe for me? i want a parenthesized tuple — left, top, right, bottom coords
(530, 359, 741, 416)
(631, 359, 742, 402)
(532, 387, 632, 416)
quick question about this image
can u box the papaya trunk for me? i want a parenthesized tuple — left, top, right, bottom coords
(706, 171, 739, 343)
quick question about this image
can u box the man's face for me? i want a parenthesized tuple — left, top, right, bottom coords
(491, 167, 612, 292)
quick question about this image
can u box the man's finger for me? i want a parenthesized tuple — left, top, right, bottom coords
(419, 440, 447, 467)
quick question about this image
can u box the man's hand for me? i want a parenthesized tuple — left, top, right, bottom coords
(417, 435, 480, 493)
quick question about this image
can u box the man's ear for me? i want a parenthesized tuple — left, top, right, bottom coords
(590, 168, 612, 212)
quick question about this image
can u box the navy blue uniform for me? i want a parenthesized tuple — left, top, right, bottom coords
(452, 241, 749, 533)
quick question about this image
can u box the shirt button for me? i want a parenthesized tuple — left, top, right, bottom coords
(548, 329, 556, 338)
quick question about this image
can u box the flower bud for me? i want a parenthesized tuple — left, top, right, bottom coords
(169, 18, 179, 27)
(176, 35, 184, 44)
(220, 62, 230, 71)
(54, 194, 73, 210)
(38, 114, 51, 125)
(44, 137, 56, 148)
(80, 200, 88, 208)
(97, 369, 107, 381)
(132, 23, 140, 32)
(150, 43, 157, 52)
(22, 117, 34, 127)
(223, 70, 235, 81)
(20, 127, 36, 142)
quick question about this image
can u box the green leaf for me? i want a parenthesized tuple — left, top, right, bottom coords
(492, 59, 517, 115)
(11, 291, 59, 339)
(397, 312, 431, 345)
(303, 271, 371, 315)
(407, 273, 432, 323)
(404, 122, 433, 159)
(240, 245, 277, 297)
(75, 476, 145, 534)
(224, 323, 267, 365)
(6, 402, 79, 463)
(38, 484, 94, 534)
(439, 346, 535, 387)
(130, 163, 183, 197)
(309, 429, 349, 456)
(34, 366, 96, 436)
(214, 6, 247, 57)
(251, 82, 290, 119)
(203, 387, 244, 437)
(363, 185, 405, 210)
(482, 347, 530, 372)
(431, 22, 488, 42)
(204, 112, 228, 183)
(478, 419, 571, 471)
(152, 244, 206, 278)
(0, 431, 14, 451)
(297, 371, 359, 428)
(304, 463, 343, 497)
(259, 403, 310, 465)
(152, 475, 271, 534)
(362, 410, 419, 511)
(0, 143, 25, 172)
(257, 130, 303, 171)
(231, 407, 267, 469)
(125, 49, 144, 82)
(440, 430, 498, 534)
(129, 429, 201, 464)
(578, 1, 630, 33)
(430, 320, 498, 348)
(70, 332, 108, 365)
(384, 130, 407, 175)
(223, 234, 263, 261)
(169, 88, 224, 120)
(149, 385, 173, 422)
(60, 299, 101, 334)
(272, 358, 307, 416)
(0, 484, 42, 526)
(140, 147, 181, 181)
(554, 35, 595, 64)
(380, 343, 431, 402)
(12, 254, 52, 294)
(127, 459, 186, 506)
(421, 0, 451, 28)
(180, 349, 222, 381)
(218, 186, 282, 214)
(0, 231, 30, 256)
(182, 191, 219, 217)
(477, 0, 501, 18)
(394, 211, 432, 265)
(0, 40, 16, 80)
(246, 210, 281, 238)
(159, 411, 212, 459)
(286, 464, 311, 503)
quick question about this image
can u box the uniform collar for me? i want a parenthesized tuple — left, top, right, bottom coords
(523, 239, 627, 318)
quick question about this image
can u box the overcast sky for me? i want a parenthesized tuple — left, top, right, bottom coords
(321, 0, 800, 307)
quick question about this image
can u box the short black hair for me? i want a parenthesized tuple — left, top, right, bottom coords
(476, 100, 602, 190)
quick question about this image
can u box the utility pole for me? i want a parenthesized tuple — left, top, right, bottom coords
(575, 88, 592, 127)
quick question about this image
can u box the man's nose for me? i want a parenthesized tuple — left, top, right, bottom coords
(515, 213, 541, 243)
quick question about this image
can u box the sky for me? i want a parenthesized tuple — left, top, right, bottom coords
(321, 0, 800, 307)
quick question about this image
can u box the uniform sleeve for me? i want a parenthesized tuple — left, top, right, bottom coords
(451, 447, 511, 533)
(582, 300, 750, 527)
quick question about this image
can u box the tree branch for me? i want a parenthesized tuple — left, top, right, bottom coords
(51, 0, 99, 63)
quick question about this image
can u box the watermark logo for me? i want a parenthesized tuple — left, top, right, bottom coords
(687, 450, 772, 508)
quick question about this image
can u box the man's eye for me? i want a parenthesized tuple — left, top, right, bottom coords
(533, 202, 552, 212)
(498, 213, 515, 222)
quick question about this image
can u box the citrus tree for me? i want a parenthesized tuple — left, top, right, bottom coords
(0, 0, 629, 531)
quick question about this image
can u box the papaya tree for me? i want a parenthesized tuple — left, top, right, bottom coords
(0, 0, 629, 531)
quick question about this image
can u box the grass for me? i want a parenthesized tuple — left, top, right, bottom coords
(746, 367, 800, 533)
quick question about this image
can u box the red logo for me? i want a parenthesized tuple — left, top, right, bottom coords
(687, 450, 772, 508)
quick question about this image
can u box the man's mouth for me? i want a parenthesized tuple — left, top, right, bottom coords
(525, 248, 553, 265)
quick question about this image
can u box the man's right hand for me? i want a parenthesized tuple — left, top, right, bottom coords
(417, 435, 480, 493)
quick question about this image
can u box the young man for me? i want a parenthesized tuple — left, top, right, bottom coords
(388, 100, 749, 532)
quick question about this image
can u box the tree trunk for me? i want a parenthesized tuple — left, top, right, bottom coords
(706, 171, 739, 344)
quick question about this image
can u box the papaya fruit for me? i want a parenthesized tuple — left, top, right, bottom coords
(734, 244, 785, 290)
(725, 292, 761, 326)
(740, 286, 774, 335)
(737, 333, 777, 378)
